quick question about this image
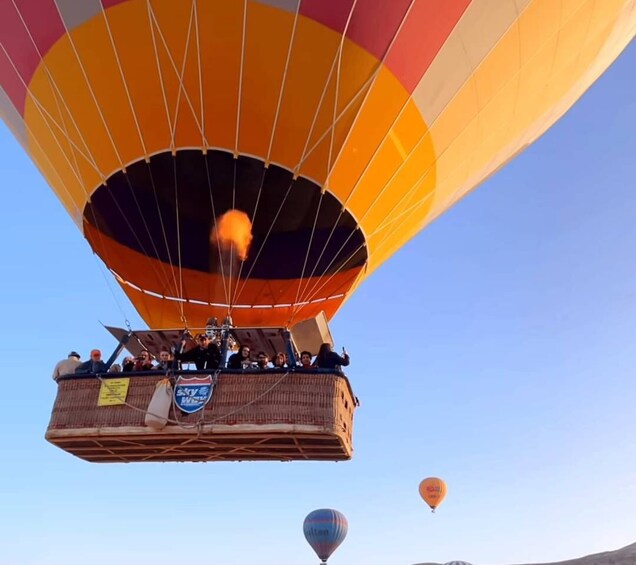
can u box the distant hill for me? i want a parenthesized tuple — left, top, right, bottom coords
(412, 541, 636, 565)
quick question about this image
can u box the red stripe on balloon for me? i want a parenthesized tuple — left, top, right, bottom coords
(299, 0, 470, 93)
(300, 0, 356, 34)
(347, 0, 412, 61)
(0, 41, 26, 112)
(385, 0, 471, 93)
(0, 0, 65, 112)
(100, 0, 130, 8)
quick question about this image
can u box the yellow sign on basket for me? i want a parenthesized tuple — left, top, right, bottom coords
(98, 378, 130, 406)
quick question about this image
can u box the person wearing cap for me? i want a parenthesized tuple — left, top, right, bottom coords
(176, 334, 221, 371)
(52, 351, 82, 381)
(75, 349, 108, 374)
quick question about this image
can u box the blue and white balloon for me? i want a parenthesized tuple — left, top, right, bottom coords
(303, 508, 348, 563)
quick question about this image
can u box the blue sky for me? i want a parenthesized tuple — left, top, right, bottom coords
(0, 41, 634, 565)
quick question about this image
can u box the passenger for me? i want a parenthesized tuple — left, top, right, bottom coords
(314, 343, 349, 370)
(122, 356, 135, 372)
(256, 351, 270, 369)
(133, 350, 154, 371)
(75, 349, 107, 374)
(108, 363, 122, 373)
(177, 334, 222, 371)
(272, 352, 286, 369)
(154, 348, 173, 371)
(227, 345, 252, 369)
(52, 351, 82, 381)
(299, 350, 313, 369)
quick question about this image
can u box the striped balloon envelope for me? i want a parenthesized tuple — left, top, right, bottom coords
(303, 508, 348, 563)
(444, 562, 474, 565)
(0, 1, 634, 328)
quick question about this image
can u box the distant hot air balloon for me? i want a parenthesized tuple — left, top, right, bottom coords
(0, 1, 634, 330)
(303, 508, 348, 564)
(444, 561, 474, 565)
(419, 477, 447, 512)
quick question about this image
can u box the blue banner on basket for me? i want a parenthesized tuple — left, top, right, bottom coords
(174, 374, 214, 414)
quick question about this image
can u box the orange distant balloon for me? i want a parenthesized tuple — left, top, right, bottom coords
(419, 477, 447, 512)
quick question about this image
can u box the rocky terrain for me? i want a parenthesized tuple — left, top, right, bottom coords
(413, 541, 636, 565)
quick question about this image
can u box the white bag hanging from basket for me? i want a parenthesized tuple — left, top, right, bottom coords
(145, 378, 172, 430)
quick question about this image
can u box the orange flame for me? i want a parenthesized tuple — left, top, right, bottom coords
(211, 209, 253, 261)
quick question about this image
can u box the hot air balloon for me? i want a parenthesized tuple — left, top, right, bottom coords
(303, 508, 348, 564)
(419, 477, 447, 512)
(444, 561, 473, 565)
(1, 1, 633, 463)
(1, 0, 633, 329)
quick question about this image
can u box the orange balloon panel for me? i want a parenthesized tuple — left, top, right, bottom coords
(0, 0, 633, 328)
(84, 222, 361, 328)
(419, 477, 447, 511)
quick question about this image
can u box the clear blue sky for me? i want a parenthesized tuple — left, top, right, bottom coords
(0, 41, 634, 565)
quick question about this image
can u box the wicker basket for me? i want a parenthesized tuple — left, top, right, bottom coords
(46, 371, 356, 463)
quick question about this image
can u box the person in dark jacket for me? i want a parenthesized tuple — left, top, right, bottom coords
(132, 350, 154, 371)
(299, 350, 313, 369)
(154, 348, 173, 371)
(75, 349, 108, 374)
(177, 334, 221, 371)
(255, 351, 270, 369)
(313, 343, 350, 370)
(122, 356, 135, 372)
(227, 345, 252, 369)
(272, 352, 287, 369)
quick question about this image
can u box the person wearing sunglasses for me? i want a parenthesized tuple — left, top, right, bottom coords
(177, 334, 221, 371)
(74, 349, 107, 374)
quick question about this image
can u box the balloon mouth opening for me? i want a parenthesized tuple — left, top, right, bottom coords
(84, 149, 369, 310)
